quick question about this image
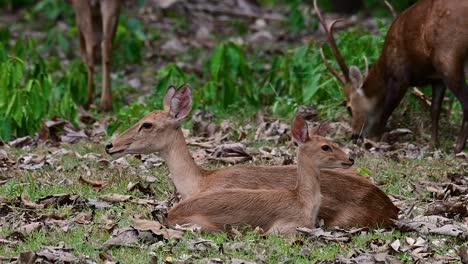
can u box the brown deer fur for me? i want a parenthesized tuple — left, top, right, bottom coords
(106, 85, 399, 228)
(71, 0, 120, 111)
(315, 0, 468, 152)
(167, 116, 354, 233)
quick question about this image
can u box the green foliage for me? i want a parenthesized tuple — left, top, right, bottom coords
(154, 63, 187, 94)
(112, 15, 147, 65)
(285, 0, 306, 33)
(0, 36, 86, 141)
(0, 42, 51, 140)
(33, 0, 74, 22)
(107, 103, 150, 135)
(204, 42, 254, 108)
(112, 25, 387, 130)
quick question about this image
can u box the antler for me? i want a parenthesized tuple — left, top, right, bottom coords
(363, 55, 369, 76)
(384, 0, 397, 18)
(313, 0, 350, 84)
(320, 48, 346, 84)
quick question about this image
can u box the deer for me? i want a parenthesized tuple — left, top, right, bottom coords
(105, 84, 399, 228)
(314, 0, 468, 152)
(166, 115, 354, 234)
(71, 0, 120, 111)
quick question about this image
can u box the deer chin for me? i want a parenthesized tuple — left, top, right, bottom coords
(340, 163, 353, 169)
(321, 163, 353, 170)
(106, 147, 129, 159)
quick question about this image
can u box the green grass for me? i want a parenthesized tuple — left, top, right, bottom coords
(1, 137, 465, 263)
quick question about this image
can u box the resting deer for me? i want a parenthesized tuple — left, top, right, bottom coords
(105, 84, 399, 228)
(71, 0, 120, 111)
(314, 0, 468, 152)
(167, 116, 354, 234)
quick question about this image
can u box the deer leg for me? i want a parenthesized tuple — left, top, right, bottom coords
(430, 81, 446, 146)
(438, 60, 468, 153)
(79, 31, 95, 107)
(99, 0, 119, 111)
(84, 37, 96, 108)
(71, 0, 96, 108)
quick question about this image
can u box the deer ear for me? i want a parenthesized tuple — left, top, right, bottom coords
(291, 115, 309, 144)
(310, 121, 331, 136)
(349, 65, 363, 91)
(169, 84, 192, 121)
(163, 86, 177, 110)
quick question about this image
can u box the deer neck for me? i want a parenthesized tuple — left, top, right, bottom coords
(364, 58, 388, 101)
(295, 153, 321, 211)
(159, 128, 202, 199)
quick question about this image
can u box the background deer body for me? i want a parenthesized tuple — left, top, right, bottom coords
(71, 0, 120, 111)
(316, 0, 468, 152)
(167, 116, 354, 234)
(106, 85, 399, 228)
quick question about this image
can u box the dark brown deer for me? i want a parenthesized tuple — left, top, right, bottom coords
(167, 116, 354, 234)
(106, 85, 399, 228)
(315, 0, 468, 152)
(71, 0, 120, 111)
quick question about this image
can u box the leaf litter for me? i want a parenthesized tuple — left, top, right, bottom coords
(2, 115, 468, 263)
(1, 2, 467, 260)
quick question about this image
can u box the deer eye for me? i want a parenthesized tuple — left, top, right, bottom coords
(142, 123, 153, 129)
(321, 145, 331, 151)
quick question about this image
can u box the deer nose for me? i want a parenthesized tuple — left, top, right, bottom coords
(349, 157, 355, 164)
(105, 142, 113, 153)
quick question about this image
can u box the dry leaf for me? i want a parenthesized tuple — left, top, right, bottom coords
(9, 136, 33, 148)
(18, 252, 37, 264)
(99, 252, 118, 264)
(458, 246, 468, 264)
(100, 194, 132, 203)
(79, 175, 108, 191)
(21, 193, 45, 209)
(73, 211, 94, 224)
(18, 222, 42, 235)
(99, 219, 117, 231)
(132, 217, 184, 240)
(103, 227, 139, 248)
(36, 245, 79, 262)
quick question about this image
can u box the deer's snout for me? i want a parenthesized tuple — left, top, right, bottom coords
(348, 157, 355, 164)
(105, 142, 113, 153)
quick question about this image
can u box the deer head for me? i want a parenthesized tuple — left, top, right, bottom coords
(314, 0, 382, 140)
(291, 115, 354, 169)
(105, 84, 193, 157)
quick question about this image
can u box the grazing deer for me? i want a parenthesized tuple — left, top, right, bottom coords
(106, 85, 399, 228)
(167, 115, 355, 234)
(71, 0, 120, 111)
(314, 0, 468, 152)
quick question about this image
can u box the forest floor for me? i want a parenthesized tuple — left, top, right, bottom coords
(1, 0, 467, 263)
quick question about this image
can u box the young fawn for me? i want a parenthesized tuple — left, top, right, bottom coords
(167, 115, 354, 234)
(106, 85, 399, 228)
(71, 0, 120, 111)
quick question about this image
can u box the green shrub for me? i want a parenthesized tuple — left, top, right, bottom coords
(0, 38, 87, 141)
(110, 24, 388, 130)
(112, 15, 146, 65)
(0, 43, 51, 140)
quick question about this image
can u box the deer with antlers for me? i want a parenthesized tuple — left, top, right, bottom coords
(314, 0, 468, 152)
